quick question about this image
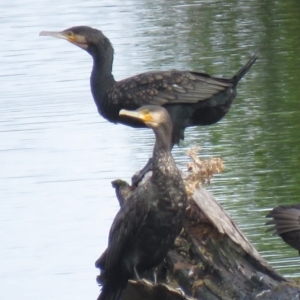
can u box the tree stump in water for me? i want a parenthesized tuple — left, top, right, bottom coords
(166, 188, 300, 300)
(97, 150, 300, 300)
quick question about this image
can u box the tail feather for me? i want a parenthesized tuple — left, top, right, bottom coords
(233, 53, 258, 87)
(97, 285, 123, 300)
(95, 250, 106, 270)
(96, 267, 128, 300)
(266, 206, 300, 235)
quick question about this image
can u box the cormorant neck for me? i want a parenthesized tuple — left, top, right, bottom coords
(152, 124, 173, 167)
(153, 126, 172, 153)
(89, 41, 116, 111)
(90, 44, 115, 86)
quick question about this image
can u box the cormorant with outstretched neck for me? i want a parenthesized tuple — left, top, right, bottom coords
(40, 26, 258, 185)
(95, 106, 187, 300)
(266, 204, 300, 255)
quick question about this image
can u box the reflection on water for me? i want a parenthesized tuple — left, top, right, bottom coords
(1, 0, 300, 299)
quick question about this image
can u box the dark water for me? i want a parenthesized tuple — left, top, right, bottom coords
(1, 0, 300, 299)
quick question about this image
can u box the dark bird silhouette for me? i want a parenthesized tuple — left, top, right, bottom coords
(39, 26, 257, 185)
(95, 106, 187, 300)
(266, 205, 300, 255)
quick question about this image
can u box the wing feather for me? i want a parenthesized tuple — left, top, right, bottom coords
(113, 70, 233, 107)
(104, 184, 150, 272)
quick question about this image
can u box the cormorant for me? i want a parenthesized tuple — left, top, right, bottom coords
(95, 106, 187, 300)
(39, 26, 258, 185)
(266, 205, 300, 255)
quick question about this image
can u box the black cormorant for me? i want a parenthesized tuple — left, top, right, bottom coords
(95, 106, 187, 300)
(266, 205, 300, 255)
(40, 26, 258, 185)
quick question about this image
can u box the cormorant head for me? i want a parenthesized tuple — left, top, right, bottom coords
(119, 105, 172, 130)
(39, 26, 113, 58)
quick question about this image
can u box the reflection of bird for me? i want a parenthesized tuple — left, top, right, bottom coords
(95, 106, 187, 300)
(266, 205, 300, 255)
(40, 26, 258, 185)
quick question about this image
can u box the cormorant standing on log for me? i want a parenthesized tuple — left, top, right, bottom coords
(40, 26, 257, 185)
(266, 205, 300, 255)
(95, 106, 187, 300)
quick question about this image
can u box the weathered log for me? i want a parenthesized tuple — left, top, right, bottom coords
(166, 188, 300, 300)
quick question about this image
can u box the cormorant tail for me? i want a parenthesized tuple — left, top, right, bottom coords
(233, 53, 258, 87)
(97, 285, 123, 300)
(96, 268, 127, 300)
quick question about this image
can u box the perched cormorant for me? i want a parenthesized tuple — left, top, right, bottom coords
(95, 106, 187, 300)
(40, 26, 258, 185)
(266, 205, 300, 255)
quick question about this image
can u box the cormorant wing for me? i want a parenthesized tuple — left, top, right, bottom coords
(104, 184, 150, 272)
(113, 70, 233, 107)
(267, 207, 300, 234)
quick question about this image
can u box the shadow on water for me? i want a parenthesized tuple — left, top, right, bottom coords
(1, 0, 300, 299)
